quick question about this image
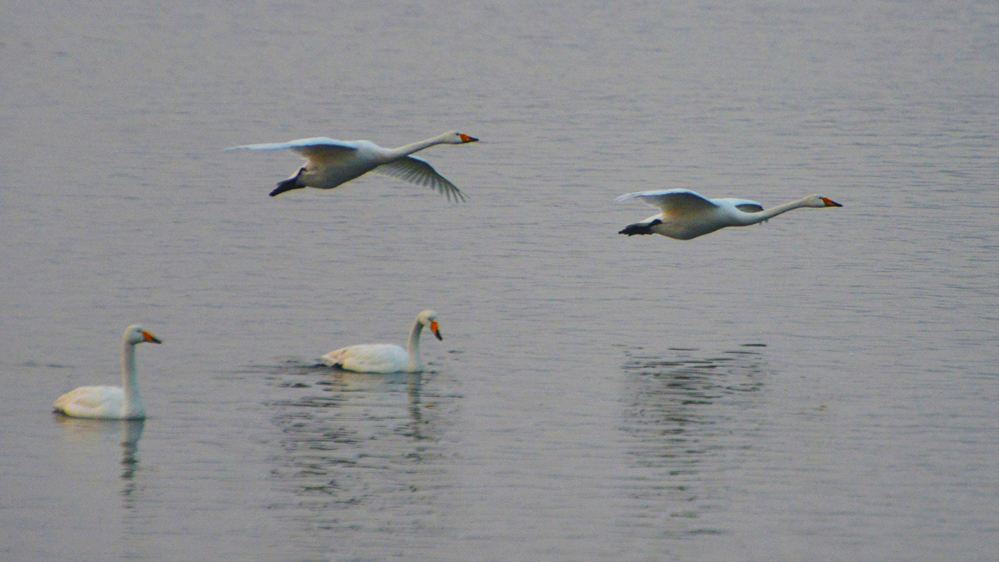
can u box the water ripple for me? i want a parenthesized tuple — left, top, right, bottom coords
(618, 346, 769, 540)
(247, 360, 462, 547)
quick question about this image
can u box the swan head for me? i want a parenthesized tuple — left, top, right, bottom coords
(417, 310, 443, 341)
(441, 131, 479, 145)
(124, 324, 162, 346)
(805, 194, 843, 208)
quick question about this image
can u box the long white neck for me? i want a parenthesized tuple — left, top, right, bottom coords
(387, 133, 450, 160)
(406, 319, 425, 371)
(121, 339, 143, 415)
(737, 197, 815, 226)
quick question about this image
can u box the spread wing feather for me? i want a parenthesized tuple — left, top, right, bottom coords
(373, 156, 466, 202)
(225, 138, 360, 162)
(616, 189, 718, 214)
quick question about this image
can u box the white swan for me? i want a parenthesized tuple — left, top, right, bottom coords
(321, 310, 443, 373)
(226, 131, 478, 200)
(53, 325, 162, 420)
(617, 189, 842, 240)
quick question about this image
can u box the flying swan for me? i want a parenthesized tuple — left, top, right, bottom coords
(226, 131, 478, 201)
(321, 310, 443, 373)
(53, 325, 162, 420)
(617, 189, 842, 240)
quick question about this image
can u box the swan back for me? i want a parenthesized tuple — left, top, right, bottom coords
(323, 344, 410, 373)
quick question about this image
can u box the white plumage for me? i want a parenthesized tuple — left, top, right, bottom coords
(53, 325, 162, 420)
(617, 189, 842, 240)
(322, 310, 443, 373)
(227, 131, 478, 200)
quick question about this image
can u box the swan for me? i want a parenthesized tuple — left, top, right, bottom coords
(226, 131, 478, 200)
(617, 189, 842, 240)
(321, 310, 443, 373)
(53, 325, 162, 420)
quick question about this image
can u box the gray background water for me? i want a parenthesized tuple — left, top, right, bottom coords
(2, 1, 998, 561)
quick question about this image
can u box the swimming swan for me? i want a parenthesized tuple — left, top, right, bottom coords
(617, 189, 842, 240)
(321, 310, 443, 373)
(226, 131, 478, 201)
(53, 325, 162, 420)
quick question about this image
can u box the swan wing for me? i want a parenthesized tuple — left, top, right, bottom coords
(616, 189, 719, 214)
(226, 138, 361, 163)
(54, 386, 124, 418)
(372, 156, 466, 202)
(735, 202, 764, 212)
(322, 344, 409, 373)
(714, 198, 764, 213)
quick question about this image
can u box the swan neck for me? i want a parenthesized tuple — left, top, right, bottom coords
(406, 320, 424, 370)
(388, 134, 448, 159)
(744, 198, 811, 224)
(121, 339, 141, 409)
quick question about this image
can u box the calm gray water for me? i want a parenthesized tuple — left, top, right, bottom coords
(2, 1, 998, 561)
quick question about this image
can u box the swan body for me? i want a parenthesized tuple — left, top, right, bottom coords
(617, 189, 842, 240)
(227, 131, 478, 201)
(53, 325, 162, 420)
(321, 310, 443, 373)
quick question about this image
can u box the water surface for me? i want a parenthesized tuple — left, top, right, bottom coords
(2, 1, 998, 561)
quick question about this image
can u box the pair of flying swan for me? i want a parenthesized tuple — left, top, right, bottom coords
(228, 130, 841, 240)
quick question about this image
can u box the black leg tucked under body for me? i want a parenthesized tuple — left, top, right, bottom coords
(269, 168, 306, 197)
(618, 219, 661, 236)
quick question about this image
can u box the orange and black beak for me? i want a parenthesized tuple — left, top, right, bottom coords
(459, 133, 479, 143)
(430, 321, 443, 341)
(142, 331, 162, 344)
(821, 197, 843, 207)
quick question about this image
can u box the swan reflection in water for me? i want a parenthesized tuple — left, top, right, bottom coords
(53, 417, 146, 507)
(619, 345, 768, 538)
(254, 359, 460, 539)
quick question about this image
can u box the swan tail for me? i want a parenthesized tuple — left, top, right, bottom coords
(269, 169, 306, 197)
(619, 219, 661, 236)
